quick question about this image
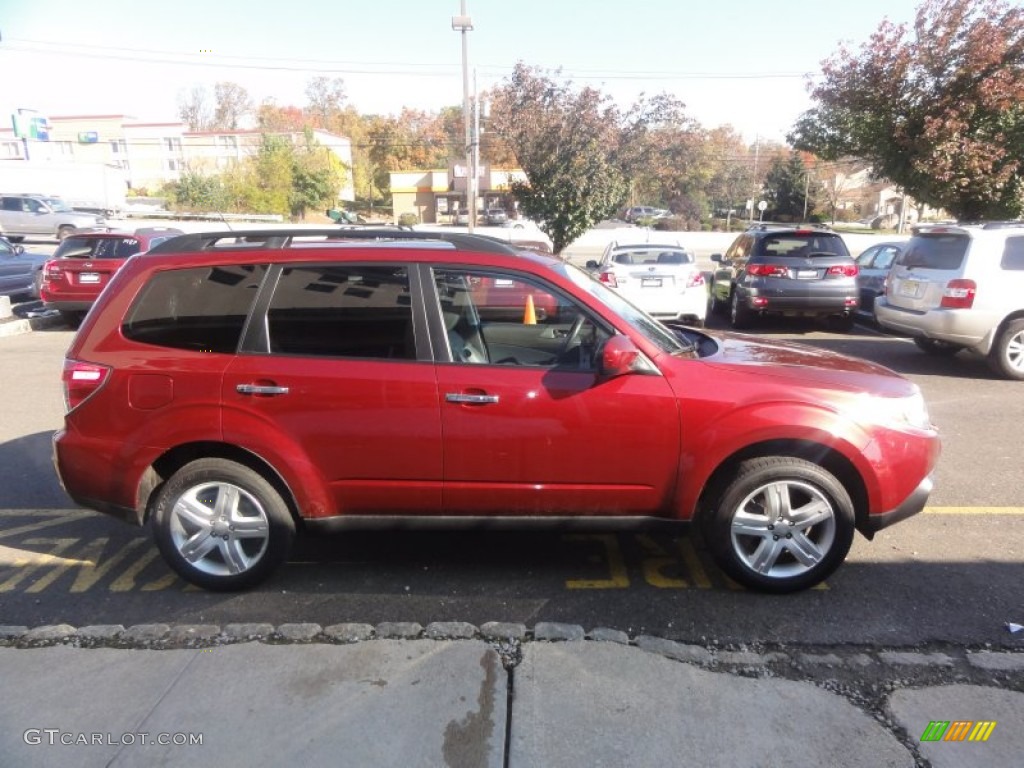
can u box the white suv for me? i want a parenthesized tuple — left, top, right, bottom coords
(875, 222, 1024, 380)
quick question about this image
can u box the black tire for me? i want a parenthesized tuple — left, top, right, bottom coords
(151, 458, 295, 591)
(703, 457, 855, 593)
(57, 225, 75, 241)
(988, 318, 1024, 380)
(7, 236, 25, 244)
(31, 269, 43, 300)
(913, 337, 962, 356)
(730, 289, 754, 330)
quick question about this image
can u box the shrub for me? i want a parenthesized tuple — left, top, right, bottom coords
(398, 212, 419, 226)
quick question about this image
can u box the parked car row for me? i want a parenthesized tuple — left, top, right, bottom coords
(452, 208, 511, 226)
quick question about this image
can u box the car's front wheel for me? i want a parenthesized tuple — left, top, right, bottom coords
(989, 318, 1024, 380)
(704, 457, 855, 592)
(57, 225, 75, 241)
(151, 458, 295, 591)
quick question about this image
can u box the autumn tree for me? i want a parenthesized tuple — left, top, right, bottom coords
(790, 0, 1024, 220)
(211, 82, 253, 131)
(489, 63, 632, 254)
(177, 86, 212, 132)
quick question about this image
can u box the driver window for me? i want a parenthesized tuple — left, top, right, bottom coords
(433, 269, 610, 370)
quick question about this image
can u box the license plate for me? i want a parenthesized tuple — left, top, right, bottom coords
(899, 279, 921, 298)
(640, 277, 662, 287)
(79, 273, 100, 284)
(796, 269, 817, 279)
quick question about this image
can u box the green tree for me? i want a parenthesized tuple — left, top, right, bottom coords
(763, 153, 819, 221)
(490, 63, 630, 254)
(790, 0, 1024, 220)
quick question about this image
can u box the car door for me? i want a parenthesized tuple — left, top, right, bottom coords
(222, 263, 443, 515)
(0, 197, 30, 237)
(429, 265, 681, 516)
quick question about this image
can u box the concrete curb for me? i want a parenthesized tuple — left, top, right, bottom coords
(1, 621, 1021, 674)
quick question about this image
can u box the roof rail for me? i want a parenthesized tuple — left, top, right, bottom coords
(144, 228, 528, 256)
(977, 221, 1024, 230)
(744, 222, 834, 232)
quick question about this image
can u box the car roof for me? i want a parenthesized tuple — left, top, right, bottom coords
(142, 228, 562, 268)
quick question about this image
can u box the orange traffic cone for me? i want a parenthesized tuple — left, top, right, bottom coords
(523, 294, 537, 324)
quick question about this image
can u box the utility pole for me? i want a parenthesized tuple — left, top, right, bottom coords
(451, 3, 474, 231)
(749, 134, 760, 223)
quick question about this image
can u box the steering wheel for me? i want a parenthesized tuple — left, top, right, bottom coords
(557, 314, 587, 361)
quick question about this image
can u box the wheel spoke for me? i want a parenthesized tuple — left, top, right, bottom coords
(220, 537, 251, 574)
(763, 483, 792, 519)
(732, 510, 772, 537)
(750, 537, 786, 573)
(174, 496, 215, 530)
(789, 499, 832, 530)
(231, 517, 269, 539)
(213, 484, 241, 520)
(785, 531, 825, 567)
(181, 529, 219, 562)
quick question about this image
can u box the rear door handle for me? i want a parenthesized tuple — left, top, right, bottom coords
(445, 393, 499, 405)
(236, 384, 289, 396)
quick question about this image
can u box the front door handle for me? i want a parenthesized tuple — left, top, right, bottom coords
(236, 383, 290, 396)
(445, 392, 499, 405)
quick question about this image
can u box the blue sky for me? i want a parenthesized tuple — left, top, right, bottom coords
(0, 0, 923, 142)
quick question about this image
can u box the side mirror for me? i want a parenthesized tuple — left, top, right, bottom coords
(585, 260, 599, 271)
(598, 335, 656, 378)
(14, 245, 25, 255)
(710, 253, 723, 263)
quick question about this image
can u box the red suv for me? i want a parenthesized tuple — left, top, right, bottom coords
(52, 229, 940, 592)
(40, 226, 183, 325)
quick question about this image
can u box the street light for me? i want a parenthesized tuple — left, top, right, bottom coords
(451, 4, 474, 232)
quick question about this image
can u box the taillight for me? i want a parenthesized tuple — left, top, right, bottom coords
(827, 264, 858, 277)
(747, 264, 788, 277)
(43, 260, 64, 283)
(62, 359, 111, 412)
(687, 272, 705, 288)
(940, 279, 976, 309)
(599, 271, 618, 288)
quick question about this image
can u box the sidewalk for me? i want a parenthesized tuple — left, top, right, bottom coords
(1, 624, 1021, 767)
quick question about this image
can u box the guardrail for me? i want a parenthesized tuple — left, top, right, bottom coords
(121, 210, 284, 223)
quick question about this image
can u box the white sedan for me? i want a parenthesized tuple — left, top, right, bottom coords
(589, 242, 707, 326)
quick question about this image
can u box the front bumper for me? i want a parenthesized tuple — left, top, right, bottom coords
(859, 473, 933, 539)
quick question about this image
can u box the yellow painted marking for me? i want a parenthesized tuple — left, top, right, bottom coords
(110, 548, 164, 592)
(0, 539, 80, 592)
(564, 534, 630, 589)
(678, 539, 712, 589)
(69, 538, 149, 593)
(923, 507, 1024, 515)
(944, 721, 973, 742)
(0, 515, 92, 541)
(636, 534, 688, 588)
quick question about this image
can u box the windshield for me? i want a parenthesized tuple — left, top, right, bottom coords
(43, 198, 74, 212)
(558, 262, 686, 354)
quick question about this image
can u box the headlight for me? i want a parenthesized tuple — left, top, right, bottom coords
(857, 390, 934, 431)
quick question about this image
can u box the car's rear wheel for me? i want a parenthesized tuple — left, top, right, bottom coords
(988, 318, 1024, 380)
(913, 337, 962, 356)
(151, 458, 295, 591)
(704, 457, 855, 593)
(58, 310, 85, 328)
(709, 284, 728, 316)
(730, 289, 754, 329)
(57, 225, 75, 241)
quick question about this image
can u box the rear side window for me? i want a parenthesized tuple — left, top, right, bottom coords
(122, 265, 265, 352)
(54, 237, 141, 260)
(898, 234, 968, 270)
(1001, 236, 1024, 270)
(266, 265, 415, 360)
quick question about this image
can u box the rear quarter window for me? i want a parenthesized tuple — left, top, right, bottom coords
(122, 265, 265, 352)
(54, 237, 141, 259)
(1001, 236, 1024, 270)
(898, 234, 968, 270)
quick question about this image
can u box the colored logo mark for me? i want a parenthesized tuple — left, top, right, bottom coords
(920, 720, 997, 742)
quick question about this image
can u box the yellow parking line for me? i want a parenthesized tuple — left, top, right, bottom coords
(924, 507, 1024, 515)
